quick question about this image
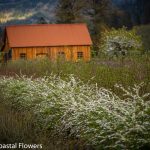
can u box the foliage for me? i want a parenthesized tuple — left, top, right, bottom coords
(56, 0, 85, 23)
(0, 57, 149, 94)
(86, 0, 112, 32)
(36, 17, 48, 24)
(117, 0, 150, 26)
(0, 52, 3, 62)
(0, 75, 150, 149)
(99, 27, 143, 57)
(135, 24, 150, 52)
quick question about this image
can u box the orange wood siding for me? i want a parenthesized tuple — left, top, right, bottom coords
(12, 46, 91, 62)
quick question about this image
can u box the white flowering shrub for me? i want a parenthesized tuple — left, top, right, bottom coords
(0, 75, 149, 149)
(100, 27, 143, 57)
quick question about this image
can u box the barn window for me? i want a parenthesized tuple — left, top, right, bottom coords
(20, 53, 26, 59)
(58, 51, 65, 55)
(77, 52, 83, 59)
(57, 51, 65, 59)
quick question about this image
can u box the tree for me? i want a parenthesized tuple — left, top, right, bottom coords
(133, 0, 150, 25)
(37, 17, 48, 24)
(135, 25, 150, 53)
(84, 0, 113, 55)
(99, 27, 143, 58)
(108, 6, 133, 29)
(86, 0, 112, 33)
(0, 27, 4, 51)
(114, 0, 150, 26)
(56, 0, 85, 23)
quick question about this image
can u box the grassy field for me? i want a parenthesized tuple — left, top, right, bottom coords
(0, 56, 150, 149)
(0, 55, 150, 90)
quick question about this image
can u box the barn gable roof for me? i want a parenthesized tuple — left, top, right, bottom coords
(6, 24, 92, 48)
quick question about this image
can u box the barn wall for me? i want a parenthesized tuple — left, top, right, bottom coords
(12, 46, 91, 61)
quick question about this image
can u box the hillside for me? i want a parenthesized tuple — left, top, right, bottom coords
(0, 0, 57, 26)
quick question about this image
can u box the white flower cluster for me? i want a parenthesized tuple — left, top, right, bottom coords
(100, 28, 142, 57)
(0, 75, 149, 149)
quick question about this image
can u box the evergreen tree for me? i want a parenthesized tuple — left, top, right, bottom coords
(56, 0, 85, 23)
(0, 27, 3, 50)
(134, 0, 150, 25)
(86, 0, 111, 33)
(114, 0, 150, 26)
(37, 17, 48, 24)
(85, 0, 113, 54)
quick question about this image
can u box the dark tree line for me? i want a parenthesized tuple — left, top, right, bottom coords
(115, 0, 150, 26)
(55, 0, 113, 29)
(56, 0, 150, 28)
(55, 0, 85, 23)
(133, 0, 150, 25)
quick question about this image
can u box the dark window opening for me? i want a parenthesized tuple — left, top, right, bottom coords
(58, 51, 65, 55)
(77, 52, 83, 59)
(4, 49, 12, 62)
(57, 51, 65, 59)
(8, 49, 12, 60)
(20, 53, 26, 59)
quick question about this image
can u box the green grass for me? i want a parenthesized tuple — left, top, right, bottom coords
(0, 55, 149, 94)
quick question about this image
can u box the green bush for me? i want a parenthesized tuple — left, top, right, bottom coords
(99, 27, 143, 57)
(0, 51, 3, 62)
(135, 24, 150, 53)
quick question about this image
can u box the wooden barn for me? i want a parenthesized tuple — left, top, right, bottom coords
(2, 24, 92, 62)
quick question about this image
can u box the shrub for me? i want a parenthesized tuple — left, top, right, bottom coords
(135, 24, 150, 53)
(0, 51, 3, 62)
(99, 27, 143, 57)
(0, 75, 149, 149)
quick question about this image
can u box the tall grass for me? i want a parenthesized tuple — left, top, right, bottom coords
(0, 103, 87, 150)
(0, 55, 149, 93)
